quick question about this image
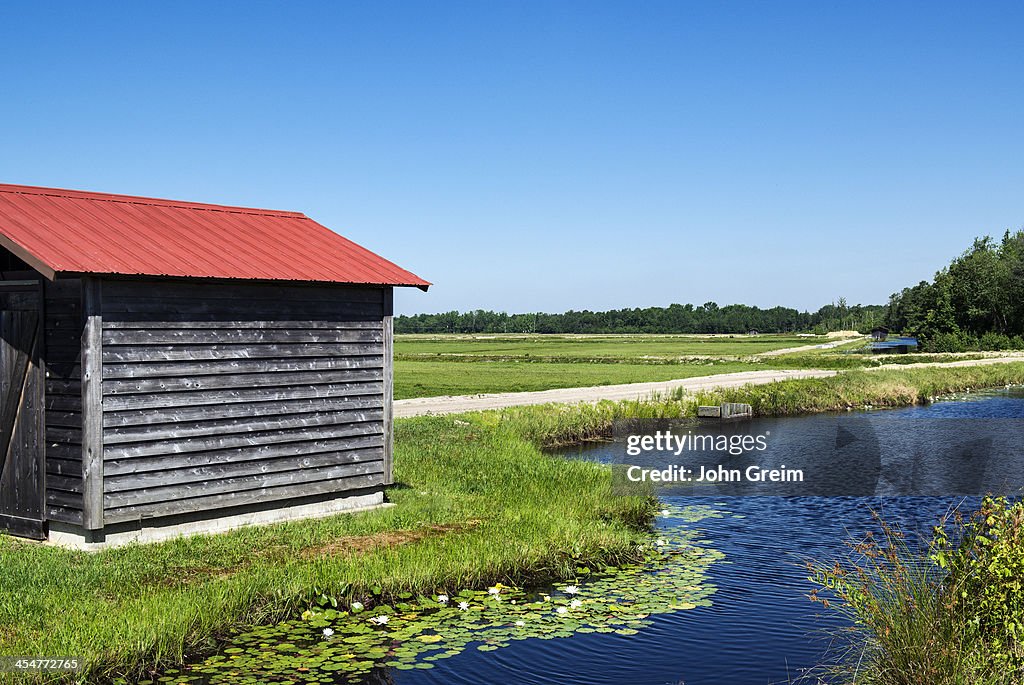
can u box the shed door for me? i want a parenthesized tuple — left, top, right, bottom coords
(0, 282, 45, 539)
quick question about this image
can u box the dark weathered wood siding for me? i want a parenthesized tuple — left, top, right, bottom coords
(43, 278, 85, 525)
(0, 282, 46, 538)
(97, 279, 388, 525)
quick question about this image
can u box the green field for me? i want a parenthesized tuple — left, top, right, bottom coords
(393, 333, 842, 399)
(394, 359, 761, 399)
(395, 333, 830, 359)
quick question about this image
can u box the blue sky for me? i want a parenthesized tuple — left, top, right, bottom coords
(2, 2, 1022, 315)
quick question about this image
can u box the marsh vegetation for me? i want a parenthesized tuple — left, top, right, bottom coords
(4, 364, 1024, 683)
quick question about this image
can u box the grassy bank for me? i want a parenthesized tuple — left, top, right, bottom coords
(497, 362, 1024, 446)
(0, 416, 655, 683)
(4, 362, 1024, 683)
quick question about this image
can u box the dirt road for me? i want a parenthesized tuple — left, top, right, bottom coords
(393, 369, 837, 418)
(754, 335, 865, 357)
(393, 356, 1024, 418)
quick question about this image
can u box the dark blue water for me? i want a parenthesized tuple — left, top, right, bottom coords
(392, 390, 1024, 685)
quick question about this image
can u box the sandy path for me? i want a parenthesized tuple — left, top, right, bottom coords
(871, 355, 1024, 370)
(393, 369, 837, 418)
(393, 356, 1024, 418)
(755, 336, 865, 357)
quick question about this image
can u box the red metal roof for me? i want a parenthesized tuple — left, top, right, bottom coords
(0, 183, 430, 289)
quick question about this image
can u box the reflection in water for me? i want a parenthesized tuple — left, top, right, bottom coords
(170, 390, 1024, 685)
(391, 391, 1022, 685)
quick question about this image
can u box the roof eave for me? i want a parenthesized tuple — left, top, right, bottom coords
(49, 269, 431, 290)
(0, 233, 56, 280)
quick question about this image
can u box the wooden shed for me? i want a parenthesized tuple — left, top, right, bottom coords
(0, 183, 428, 547)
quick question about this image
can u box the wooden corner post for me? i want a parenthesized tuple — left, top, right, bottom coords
(81, 277, 104, 531)
(383, 288, 394, 485)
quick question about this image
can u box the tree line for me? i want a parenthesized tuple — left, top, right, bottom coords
(396, 300, 886, 335)
(884, 230, 1024, 352)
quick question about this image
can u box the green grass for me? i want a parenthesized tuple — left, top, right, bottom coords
(679, 363, 1024, 416)
(394, 359, 761, 399)
(496, 363, 1024, 447)
(5, 362, 1024, 683)
(0, 414, 656, 684)
(743, 351, 995, 371)
(393, 333, 844, 399)
(810, 497, 1024, 683)
(395, 333, 831, 359)
(394, 333, 1020, 399)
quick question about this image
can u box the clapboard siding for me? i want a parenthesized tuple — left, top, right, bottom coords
(104, 395, 383, 427)
(102, 368, 383, 395)
(105, 407, 384, 444)
(105, 434, 383, 476)
(104, 473, 384, 524)
(104, 420, 384, 460)
(103, 355, 382, 379)
(105, 447, 385, 493)
(103, 299, 382, 322)
(103, 383, 384, 411)
(104, 320, 383, 330)
(43, 278, 84, 524)
(103, 328, 383, 345)
(105, 460, 384, 506)
(98, 280, 387, 523)
(102, 343, 382, 363)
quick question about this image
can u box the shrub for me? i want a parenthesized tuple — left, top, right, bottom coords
(932, 497, 1024, 674)
(926, 331, 974, 353)
(979, 332, 1013, 351)
(809, 498, 1024, 684)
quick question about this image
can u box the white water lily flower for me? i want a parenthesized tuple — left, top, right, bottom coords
(570, 599, 582, 609)
(556, 606, 568, 615)
(322, 627, 334, 638)
(369, 615, 390, 625)
(661, 509, 670, 517)
(515, 620, 526, 627)
(563, 586, 579, 595)
(458, 601, 470, 611)
(541, 594, 550, 602)
(437, 594, 449, 604)
(487, 586, 501, 596)
(655, 539, 667, 547)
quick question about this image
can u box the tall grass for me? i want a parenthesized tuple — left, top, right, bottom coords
(0, 416, 654, 683)
(680, 364, 1024, 416)
(808, 499, 1024, 684)
(2, 363, 1023, 682)
(500, 363, 1024, 447)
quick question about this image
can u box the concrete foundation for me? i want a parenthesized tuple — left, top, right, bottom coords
(46, 490, 390, 552)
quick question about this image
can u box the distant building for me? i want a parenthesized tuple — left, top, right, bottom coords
(747, 329, 760, 335)
(871, 326, 889, 341)
(870, 336, 918, 354)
